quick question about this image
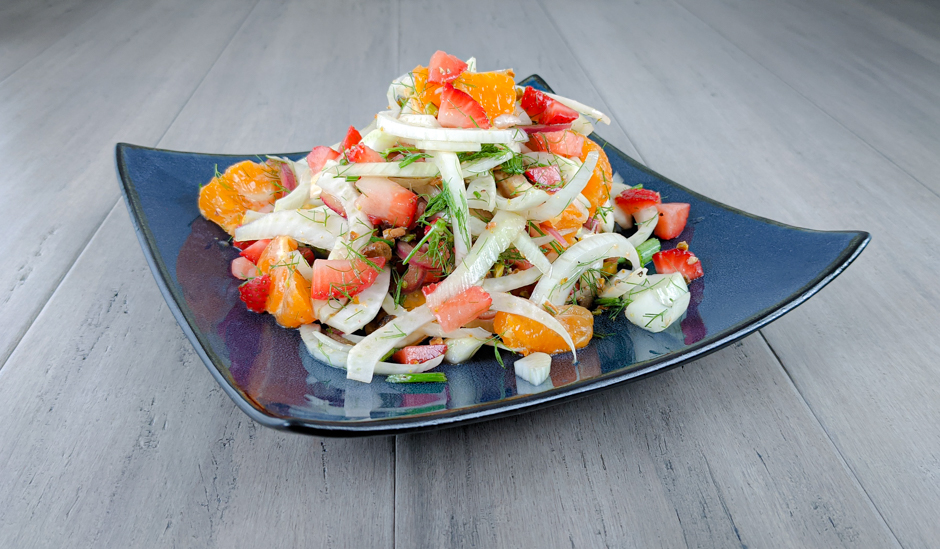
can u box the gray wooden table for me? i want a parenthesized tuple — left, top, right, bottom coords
(2, 0, 939, 546)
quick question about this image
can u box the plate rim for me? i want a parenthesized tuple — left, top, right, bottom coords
(114, 74, 870, 437)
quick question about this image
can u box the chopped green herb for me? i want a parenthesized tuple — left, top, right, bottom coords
(386, 373, 448, 383)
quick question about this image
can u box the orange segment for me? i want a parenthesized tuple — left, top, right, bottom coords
(225, 160, 282, 211)
(410, 65, 442, 113)
(453, 70, 516, 122)
(541, 201, 588, 234)
(256, 236, 298, 274)
(494, 304, 593, 355)
(580, 140, 613, 217)
(198, 178, 244, 235)
(266, 265, 315, 328)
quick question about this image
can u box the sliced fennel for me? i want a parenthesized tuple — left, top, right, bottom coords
(627, 206, 659, 247)
(414, 140, 481, 152)
(526, 152, 596, 222)
(300, 324, 446, 375)
(424, 210, 526, 311)
(481, 267, 542, 293)
(529, 233, 641, 307)
(466, 174, 497, 211)
(376, 111, 527, 144)
(233, 207, 347, 250)
(624, 273, 690, 333)
(322, 268, 391, 334)
(326, 162, 440, 178)
(512, 233, 552, 274)
(346, 305, 436, 383)
(432, 151, 472, 264)
(514, 353, 552, 386)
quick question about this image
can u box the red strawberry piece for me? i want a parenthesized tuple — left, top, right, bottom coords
(421, 281, 441, 298)
(239, 239, 271, 264)
(615, 188, 662, 216)
(652, 247, 704, 282)
(539, 99, 579, 125)
(520, 86, 553, 120)
(355, 176, 419, 227)
(321, 190, 346, 217)
(238, 274, 271, 313)
(232, 239, 256, 251)
(427, 50, 468, 84)
(340, 125, 362, 151)
(307, 146, 340, 173)
(310, 257, 387, 300)
(654, 203, 691, 240)
(520, 86, 579, 124)
(526, 130, 584, 157)
(432, 286, 492, 332)
(437, 84, 491, 129)
(231, 257, 259, 280)
(525, 165, 562, 189)
(392, 344, 448, 365)
(345, 143, 385, 163)
(278, 162, 297, 191)
(298, 247, 316, 264)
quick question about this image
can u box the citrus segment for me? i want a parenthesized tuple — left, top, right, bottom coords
(494, 304, 593, 355)
(580, 139, 613, 217)
(453, 70, 516, 122)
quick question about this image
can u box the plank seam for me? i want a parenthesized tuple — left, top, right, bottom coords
(532, 0, 650, 166)
(756, 331, 903, 548)
(671, 0, 940, 205)
(0, 0, 119, 88)
(0, 0, 261, 374)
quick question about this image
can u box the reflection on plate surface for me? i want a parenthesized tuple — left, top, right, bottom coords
(116, 75, 869, 436)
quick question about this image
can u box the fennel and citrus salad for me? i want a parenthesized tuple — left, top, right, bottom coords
(197, 51, 704, 385)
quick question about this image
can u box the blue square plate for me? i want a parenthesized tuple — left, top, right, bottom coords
(115, 75, 868, 437)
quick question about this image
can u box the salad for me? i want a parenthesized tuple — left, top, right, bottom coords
(198, 51, 704, 384)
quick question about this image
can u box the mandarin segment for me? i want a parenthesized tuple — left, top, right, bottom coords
(410, 65, 442, 113)
(225, 160, 282, 211)
(266, 265, 315, 328)
(256, 235, 299, 274)
(580, 139, 613, 217)
(494, 304, 593, 355)
(198, 179, 244, 235)
(453, 70, 516, 122)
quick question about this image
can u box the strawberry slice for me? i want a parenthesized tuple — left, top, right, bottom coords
(298, 247, 316, 264)
(520, 86, 552, 120)
(232, 239, 256, 251)
(526, 130, 584, 158)
(437, 84, 491, 129)
(345, 143, 385, 163)
(355, 176, 419, 227)
(520, 86, 578, 125)
(310, 257, 387, 300)
(340, 125, 362, 151)
(654, 203, 691, 240)
(231, 257, 259, 280)
(432, 286, 493, 332)
(525, 165, 562, 189)
(307, 146, 340, 173)
(392, 344, 448, 365)
(238, 274, 271, 313)
(615, 188, 662, 216)
(239, 239, 271, 264)
(427, 50, 468, 84)
(539, 99, 579, 125)
(652, 247, 704, 282)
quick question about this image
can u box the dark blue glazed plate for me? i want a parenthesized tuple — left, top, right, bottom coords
(115, 75, 869, 437)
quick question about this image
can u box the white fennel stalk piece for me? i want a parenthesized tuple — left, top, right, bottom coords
(432, 150, 472, 264)
(233, 206, 347, 251)
(514, 352, 552, 386)
(376, 111, 527, 144)
(624, 273, 691, 333)
(317, 172, 373, 258)
(530, 233, 641, 307)
(346, 305, 436, 383)
(299, 324, 446, 375)
(322, 268, 390, 334)
(627, 206, 659, 247)
(526, 152, 597, 222)
(424, 210, 527, 311)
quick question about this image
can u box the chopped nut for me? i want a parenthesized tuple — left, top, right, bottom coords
(429, 337, 445, 346)
(362, 240, 393, 260)
(383, 227, 406, 239)
(677, 241, 689, 251)
(687, 256, 699, 264)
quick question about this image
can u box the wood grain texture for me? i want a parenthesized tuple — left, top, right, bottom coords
(397, 338, 898, 548)
(0, 0, 260, 367)
(0, 0, 117, 82)
(0, 205, 394, 549)
(674, 0, 940, 196)
(0, 1, 404, 547)
(393, 0, 897, 547)
(538, 0, 940, 545)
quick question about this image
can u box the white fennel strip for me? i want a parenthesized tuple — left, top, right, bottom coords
(300, 324, 446, 375)
(346, 305, 436, 383)
(233, 206, 346, 250)
(512, 233, 552, 273)
(432, 151, 472, 264)
(526, 151, 597, 222)
(321, 268, 390, 334)
(376, 111, 527, 143)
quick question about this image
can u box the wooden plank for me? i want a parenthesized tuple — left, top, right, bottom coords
(0, 0, 401, 546)
(394, 0, 897, 546)
(0, 0, 117, 82)
(0, 0, 260, 367)
(397, 339, 898, 548)
(674, 0, 940, 195)
(0, 205, 395, 548)
(536, 0, 940, 546)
